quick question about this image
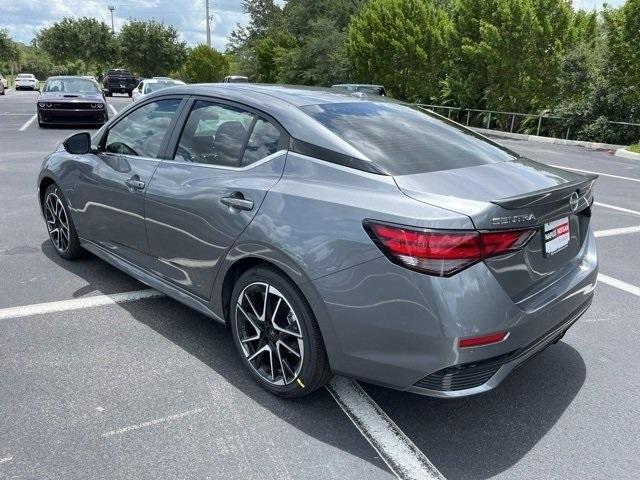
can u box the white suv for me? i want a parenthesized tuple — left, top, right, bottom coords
(0, 74, 8, 89)
(16, 73, 39, 91)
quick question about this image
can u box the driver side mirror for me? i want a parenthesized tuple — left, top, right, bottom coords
(63, 132, 92, 154)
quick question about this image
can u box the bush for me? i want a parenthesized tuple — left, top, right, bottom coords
(182, 45, 229, 83)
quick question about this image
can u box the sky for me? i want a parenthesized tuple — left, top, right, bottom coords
(0, 0, 629, 52)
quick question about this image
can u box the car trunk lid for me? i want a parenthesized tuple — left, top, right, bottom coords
(394, 157, 597, 302)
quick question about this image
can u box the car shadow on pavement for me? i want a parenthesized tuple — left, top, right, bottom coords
(362, 342, 586, 480)
(40, 242, 147, 297)
(39, 242, 390, 473)
(39, 240, 584, 477)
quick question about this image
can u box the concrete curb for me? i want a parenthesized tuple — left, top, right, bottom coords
(471, 127, 623, 151)
(614, 148, 640, 161)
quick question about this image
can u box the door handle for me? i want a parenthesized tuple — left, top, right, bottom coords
(125, 177, 145, 190)
(221, 193, 253, 211)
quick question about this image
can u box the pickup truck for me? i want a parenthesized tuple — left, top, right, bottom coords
(102, 69, 138, 97)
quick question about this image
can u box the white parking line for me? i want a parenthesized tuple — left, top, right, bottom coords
(599, 274, 640, 297)
(101, 407, 207, 437)
(108, 104, 117, 115)
(595, 225, 640, 238)
(595, 202, 640, 217)
(550, 165, 640, 183)
(326, 377, 445, 480)
(18, 114, 37, 131)
(0, 289, 164, 320)
(0, 456, 12, 464)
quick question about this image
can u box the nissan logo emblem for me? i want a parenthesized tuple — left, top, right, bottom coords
(569, 192, 579, 212)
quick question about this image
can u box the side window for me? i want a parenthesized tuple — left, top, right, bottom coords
(175, 100, 254, 167)
(105, 99, 181, 158)
(241, 118, 283, 167)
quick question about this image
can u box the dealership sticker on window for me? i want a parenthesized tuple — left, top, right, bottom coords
(544, 217, 570, 256)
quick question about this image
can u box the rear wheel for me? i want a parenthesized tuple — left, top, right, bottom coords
(230, 266, 332, 398)
(43, 184, 83, 259)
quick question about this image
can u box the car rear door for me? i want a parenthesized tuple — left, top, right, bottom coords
(72, 96, 185, 268)
(144, 97, 288, 300)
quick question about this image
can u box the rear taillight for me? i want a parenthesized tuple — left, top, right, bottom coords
(364, 220, 535, 277)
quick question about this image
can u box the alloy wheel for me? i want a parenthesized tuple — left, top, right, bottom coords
(45, 192, 70, 253)
(235, 282, 304, 386)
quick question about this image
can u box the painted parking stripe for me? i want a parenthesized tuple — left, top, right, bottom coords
(550, 165, 640, 183)
(101, 407, 207, 438)
(598, 274, 640, 297)
(108, 104, 117, 115)
(327, 377, 445, 480)
(0, 289, 164, 320)
(18, 114, 37, 131)
(594, 225, 640, 238)
(0, 456, 12, 464)
(595, 202, 640, 217)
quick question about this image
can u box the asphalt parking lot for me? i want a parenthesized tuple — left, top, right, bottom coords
(1, 89, 639, 480)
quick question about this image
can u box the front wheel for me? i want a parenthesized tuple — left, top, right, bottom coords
(43, 184, 83, 259)
(230, 266, 332, 398)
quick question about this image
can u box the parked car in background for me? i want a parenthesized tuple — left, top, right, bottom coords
(0, 73, 7, 89)
(15, 73, 39, 91)
(0, 79, 4, 96)
(37, 84, 597, 399)
(331, 84, 386, 96)
(132, 78, 186, 102)
(102, 69, 138, 97)
(37, 76, 108, 127)
(223, 75, 249, 83)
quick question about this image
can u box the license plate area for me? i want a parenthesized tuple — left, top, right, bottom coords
(543, 217, 570, 256)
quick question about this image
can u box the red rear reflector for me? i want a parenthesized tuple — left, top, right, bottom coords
(458, 331, 508, 348)
(364, 220, 535, 276)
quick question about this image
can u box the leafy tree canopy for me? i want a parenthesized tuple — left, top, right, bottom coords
(117, 20, 188, 78)
(182, 45, 229, 83)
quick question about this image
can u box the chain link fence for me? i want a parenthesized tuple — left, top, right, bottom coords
(416, 104, 640, 146)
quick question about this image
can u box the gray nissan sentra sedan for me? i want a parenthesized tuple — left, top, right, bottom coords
(37, 84, 598, 398)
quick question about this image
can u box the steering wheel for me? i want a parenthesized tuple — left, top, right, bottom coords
(175, 144, 194, 162)
(107, 141, 139, 157)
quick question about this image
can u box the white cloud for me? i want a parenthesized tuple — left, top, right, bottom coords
(0, 0, 248, 50)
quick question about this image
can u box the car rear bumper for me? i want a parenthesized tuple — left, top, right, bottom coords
(38, 108, 107, 125)
(312, 224, 597, 397)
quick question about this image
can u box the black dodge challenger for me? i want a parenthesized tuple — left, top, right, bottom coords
(37, 76, 108, 127)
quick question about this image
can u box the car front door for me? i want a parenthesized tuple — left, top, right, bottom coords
(72, 97, 184, 268)
(145, 98, 288, 299)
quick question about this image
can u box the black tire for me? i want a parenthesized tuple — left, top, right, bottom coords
(127, 91, 132, 98)
(42, 184, 83, 260)
(230, 266, 332, 398)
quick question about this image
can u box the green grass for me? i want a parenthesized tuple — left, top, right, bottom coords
(628, 144, 640, 154)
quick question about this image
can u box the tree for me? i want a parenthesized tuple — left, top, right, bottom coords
(182, 45, 229, 83)
(0, 29, 20, 64)
(347, 0, 452, 101)
(117, 20, 187, 77)
(603, 0, 640, 109)
(37, 18, 113, 72)
(229, 0, 363, 85)
(444, 0, 575, 112)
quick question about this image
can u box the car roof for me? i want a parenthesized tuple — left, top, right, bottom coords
(163, 83, 389, 107)
(332, 84, 385, 88)
(46, 76, 94, 80)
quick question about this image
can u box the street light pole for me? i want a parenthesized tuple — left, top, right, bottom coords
(205, 0, 211, 48)
(108, 5, 115, 34)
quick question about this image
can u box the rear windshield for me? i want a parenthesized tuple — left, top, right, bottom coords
(301, 102, 517, 175)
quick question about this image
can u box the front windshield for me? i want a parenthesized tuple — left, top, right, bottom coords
(17, 74, 34, 79)
(44, 78, 100, 94)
